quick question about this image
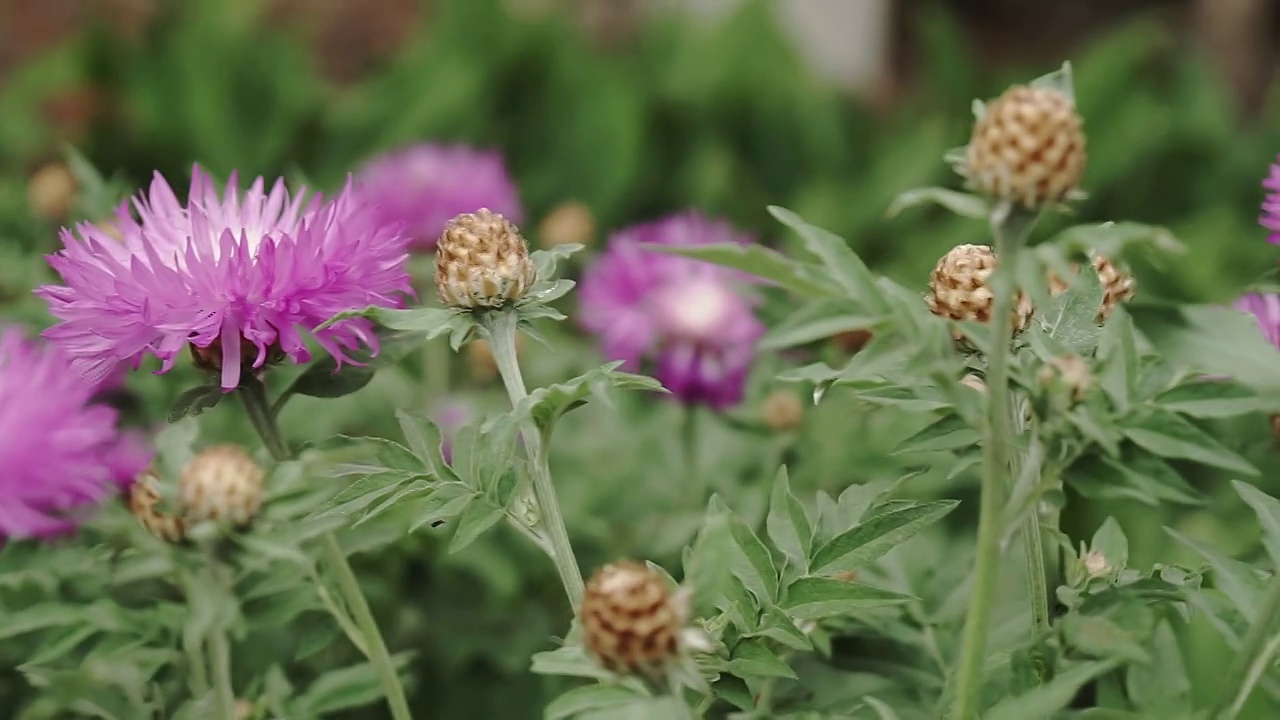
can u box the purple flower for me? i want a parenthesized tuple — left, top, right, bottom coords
(1235, 293, 1280, 348)
(354, 144, 523, 250)
(0, 328, 150, 541)
(1262, 157, 1280, 245)
(578, 212, 765, 410)
(38, 166, 412, 391)
(430, 397, 473, 464)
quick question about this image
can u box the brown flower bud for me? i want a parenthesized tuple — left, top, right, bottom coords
(1037, 354, 1093, 405)
(537, 200, 596, 249)
(761, 390, 804, 431)
(27, 162, 78, 221)
(926, 244, 1033, 343)
(581, 561, 682, 675)
(967, 85, 1086, 208)
(435, 209, 536, 309)
(127, 471, 187, 543)
(179, 445, 265, 527)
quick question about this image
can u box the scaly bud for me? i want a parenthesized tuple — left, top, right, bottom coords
(966, 85, 1086, 208)
(761, 390, 804, 431)
(435, 209, 536, 309)
(179, 445, 265, 527)
(581, 561, 683, 675)
(926, 244, 1033, 346)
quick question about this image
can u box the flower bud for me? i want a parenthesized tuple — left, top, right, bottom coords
(27, 162, 78, 221)
(960, 373, 987, 394)
(538, 200, 596, 249)
(581, 561, 683, 675)
(179, 445, 265, 527)
(127, 471, 187, 543)
(926, 244, 1033, 344)
(435, 209, 536, 309)
(1081, 550, 1110, 578)
(966, 85, 1086, 208)
(1037, 354, 1092, 405)
(761, 390, 803, 431)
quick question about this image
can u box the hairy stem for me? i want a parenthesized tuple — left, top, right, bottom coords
(485, 309, 585, 611)
(950, 205, 1035, 719)
(238, 382, 413, 720)
(1213, 570, 1280, 718)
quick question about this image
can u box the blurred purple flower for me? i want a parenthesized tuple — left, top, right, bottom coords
(354, 144, 523, 251)
(1262, 157, 1280, 245)
(0, 328, 151, 541)
(578, 212, 765, 410)
(38, 165, 412, 391)
(1235, 293, 1280, 348)
(431, 398, 473, 464)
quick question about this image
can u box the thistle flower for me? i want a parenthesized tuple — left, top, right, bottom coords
(966, 85, 1086, 208)
(578, 212, 765, 410)
(354, 144, 523, 250)
(0, 328, 149, 541)
(580, 561, 688, 675)
(1235, 293, 1280, 348)
(38, 166, 411, 390)
(435, 209, 536, 309)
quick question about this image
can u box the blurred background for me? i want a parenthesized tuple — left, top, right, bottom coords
(3, 0, 1280, 717)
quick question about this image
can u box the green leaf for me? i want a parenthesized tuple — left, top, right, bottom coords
(748, 607, 812, 651)
(166, 385, 223, 422)
(447, 497, 505, 553)
(530, 645, 612, 680)
(1129, 303, 1280, 402)
(394, 410, 458, 482)
(408, 484, 478, 533)
(514, 362, 665, 436)
(769, 205, 887, 312)
(1233, 481, 1280, 569)
(1119, 410, 1258, 476)
(1029, 60, 1077, 101)
(1061, 613, 1148, 662)
(314, 471, 425, 524)
(893, 414, 979, 454)
(1097, 312, 1139, 409)
(1068, 452, 1204, 506)
(759, 302, 879, 351)
(318, 305, 465, 339)
(544, 684, 648, 720)
(645, 242, 833, 297)
(531, 244, 584, 281)
(728, 514, 780, 604)
(1155, 380, 1273, 418)
(1089, 517, 1129, 569)
(984, 660, 1118, 720)
(282, 356, 376, 400)
(809, 501, 958, 574)
(766, 467, 811, 573)
(780, 577, 914, 619)
(294, 660, 398, 716)
(726, 637, 797, 680)
(1035, 258, 1103, 355)
(683, 496, 735, 615)
(886, 186, 990, 219)
(1168, 528, 1269, 619)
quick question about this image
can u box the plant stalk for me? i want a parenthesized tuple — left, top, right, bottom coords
(485, 309, 585, 611)
(950, 205, 1034, 719)
(1213, 570, 1280, 718)
(1013, 399, 1051, 636)
(238, 383, 413, 720)
(211, 629, 236, 720)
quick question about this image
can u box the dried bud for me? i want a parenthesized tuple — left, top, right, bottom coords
(27, 162, 78, 221)
(179, 445, 265, 527)
(127, 471, 187, 542)
(435, 209, 536, 309)
(926, 244, 1033, 344)
(761, 390, 804, 431)
(967, 85, 1086, 208)
(581, 561, 683, 675)
(1038, 354, 1093, 405)
(538, 200, 596, 249)
(960, 373, 987, 394)
(1048, 254, 1135, 323)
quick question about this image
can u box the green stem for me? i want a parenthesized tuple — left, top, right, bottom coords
(1012, 399, 1051, 637)
(484, 309, 585, 611)
(950, 205, 1035, 720)
(423, 337, 450, 402)
(210, 628, 236, 720)
(1213, 570, 1280, 718)
(238, 382, 413, 720)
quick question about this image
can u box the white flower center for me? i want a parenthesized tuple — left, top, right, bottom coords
(656, 280, 735, 341)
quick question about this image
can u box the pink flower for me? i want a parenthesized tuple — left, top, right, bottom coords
(0, 328, 150, 541)
(1262, 157, 1280, 245)
(38, 166, 412, 390)
(1235, 293, 1280, 347)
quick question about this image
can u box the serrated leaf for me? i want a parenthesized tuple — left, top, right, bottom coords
(408, 484, 477, 533)
(780, 577, 914, 619)
(985, 660, 1117, 720)
(766, 467, 811, 573)
(684, 497, 735, 615)
(726, 638, 796, 680)
(728, 514, 779, 605)
(893, 414, 979, 454)
(316, 471, 422, 522)
(283, 356, 376, 400)
(1119, 410, 1258, 476)
(447, 498, 505, 553)
(886, 186, 990, 219)
(167, 385, 223, 422)
(1233, 481, 1280, 569)
(1036, 260, 1103, 354)
(514, 362, 664, 436)
(769, 205, 886, 312)
(645, 242, 834, 297)
(1154, 380, 1273, 418)
(530, 645, 612, 680)
(394, 409, 458, 481)
(1061, 613, 1148, 662)
(748, 607, 812, 651)
(809, 501, 958, 574)
(544, 684, 649, 720)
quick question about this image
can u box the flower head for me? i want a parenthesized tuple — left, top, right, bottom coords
(435, 209, 535, 308)
(578, 212, 764, 410)
(38, 166, 412, 390)
(0, 328, 149, 541)
(354, 144, 523, 250)
(1235, 293, 1280, 348)
(581, 561, 687, 675)
(966, 85, 1086, 208)
(1261, 157, 1280, 245)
